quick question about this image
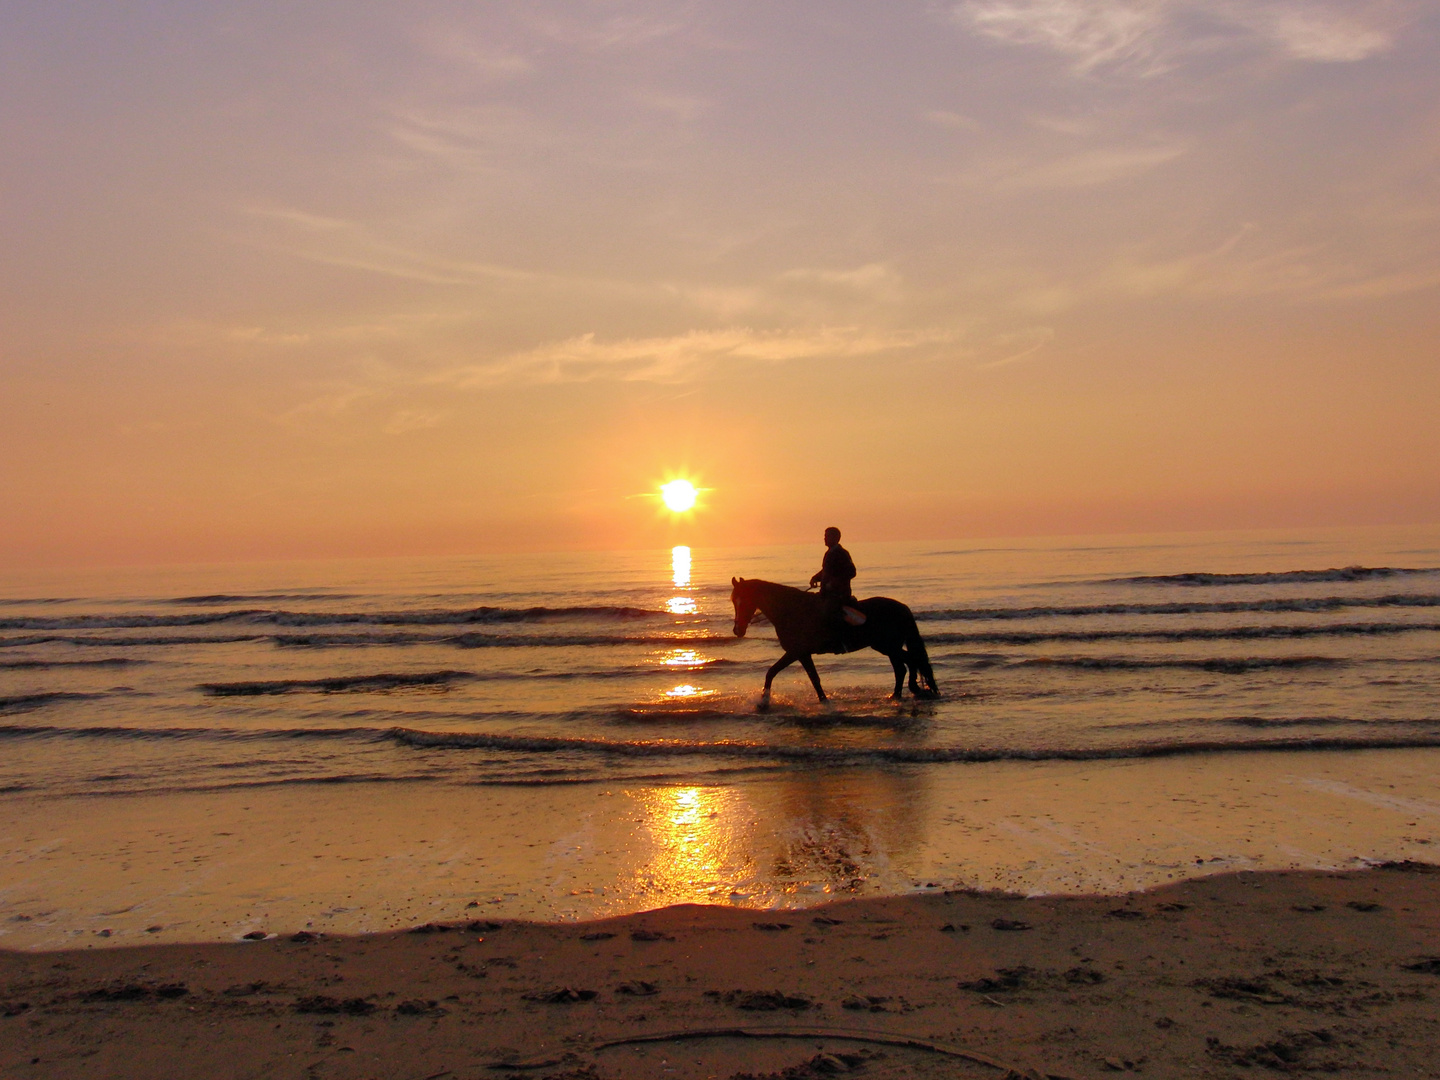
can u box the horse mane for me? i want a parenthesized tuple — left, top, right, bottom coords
(734, 577, 808, 599)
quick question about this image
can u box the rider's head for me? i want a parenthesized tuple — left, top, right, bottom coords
(824, 527, 841, 546)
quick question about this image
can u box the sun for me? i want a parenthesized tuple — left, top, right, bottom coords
(660, 479, 698, 513)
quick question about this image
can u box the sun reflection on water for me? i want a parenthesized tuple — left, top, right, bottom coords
(661, 648, 706, 668)
(628, 786, 744, 902)
(664, 684, 713, 698)
(666, 546, 696, 614)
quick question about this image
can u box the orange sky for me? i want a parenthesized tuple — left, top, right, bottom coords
(2, 1, 1438, 567)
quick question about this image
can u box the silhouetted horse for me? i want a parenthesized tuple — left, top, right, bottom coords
(730, 577, 938, 704)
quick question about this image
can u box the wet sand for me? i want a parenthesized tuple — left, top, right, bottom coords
(4, 749, 1439, 949)
(3, 863, 1439, 1079)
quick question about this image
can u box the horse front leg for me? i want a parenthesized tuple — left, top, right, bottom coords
(761, 652, 798, 709)
(797, 654, 827, 702)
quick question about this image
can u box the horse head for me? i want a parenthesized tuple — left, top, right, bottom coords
(730, 576, 757, 638)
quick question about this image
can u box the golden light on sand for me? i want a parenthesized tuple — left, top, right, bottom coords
(660, 480, 697, 513)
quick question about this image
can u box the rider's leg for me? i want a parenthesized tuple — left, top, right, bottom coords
(798, 654, 826, 702)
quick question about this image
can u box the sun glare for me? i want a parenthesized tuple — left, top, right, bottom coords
(660, 479, 698, 513)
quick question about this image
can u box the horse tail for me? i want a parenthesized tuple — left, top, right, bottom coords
(905, 614, 938, 696)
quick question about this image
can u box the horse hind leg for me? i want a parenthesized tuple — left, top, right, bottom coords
(888, 653, 906, 699)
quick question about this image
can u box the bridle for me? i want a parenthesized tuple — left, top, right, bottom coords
(730, 577, 756, 638)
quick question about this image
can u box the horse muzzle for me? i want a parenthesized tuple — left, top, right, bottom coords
(733, 621, 747, 638)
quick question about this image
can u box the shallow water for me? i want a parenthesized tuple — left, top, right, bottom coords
(3, 526, 1440, 798)
(5, 526, 1440, 947)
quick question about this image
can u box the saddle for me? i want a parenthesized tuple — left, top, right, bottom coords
(811, 593, 867, 653)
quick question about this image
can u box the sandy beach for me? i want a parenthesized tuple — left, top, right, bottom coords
(4, 863, 1438, 1079)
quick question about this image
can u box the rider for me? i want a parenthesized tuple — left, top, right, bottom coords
(809, 527, 863, 631)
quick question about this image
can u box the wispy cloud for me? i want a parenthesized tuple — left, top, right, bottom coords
(954, 0, 1399, 74)
(1012, 143, 1187, 187)
(240, 206, 541, 286)
(1231, 4, 1397, 62)
(941, 141, 1188, 190)
(1099, 225, 1440, 302)
(956, 0, 1170, 74)
(437, 326, 952, 386)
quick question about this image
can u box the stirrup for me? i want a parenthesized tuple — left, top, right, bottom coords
(842, 606, 866, 626)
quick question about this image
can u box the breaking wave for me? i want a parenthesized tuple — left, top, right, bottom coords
(167, 593, 364, 604)
(1109, 566, 1439, 586)
(0, 604, 662, 632)
(925, 621, 1440, 645)
(916, 593, 1440, 621)
(199, 670, 477, 695)
(0, 691, 110, 713)
(0, 658, 146, 670)
(4, 719, 1440, 769)
(1010, 655, 1341, 673)
(0, 630, 736, 650)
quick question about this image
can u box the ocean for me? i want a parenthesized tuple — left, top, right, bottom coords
(4, 525, 1440, 943)
(5, 527, 1440, 798)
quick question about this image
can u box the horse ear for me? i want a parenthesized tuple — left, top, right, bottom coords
(731, 576, 738, 586)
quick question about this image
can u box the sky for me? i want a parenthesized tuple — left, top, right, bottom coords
(2, 0, 1438, 566)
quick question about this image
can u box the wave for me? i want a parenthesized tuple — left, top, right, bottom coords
(0, 633, 269, 649)
(0, 604, 664, 632)
(0, 722, 385, 741)
(1011, 655, 1340, 673)
(1109, 566, 1439, 586)
(925, 621, 1440, 645)
(0, 629, 734, 651)
(6, 719, 1440, 771)
(0, 658, 146, 670)
(200, 670, 475, 696)
(275, 631, 736, 649)
(167, 593, 364, 604)
(0, 691, 108, 713)
(388, 726, 1440, 763)
(916, 593, 1440, 622)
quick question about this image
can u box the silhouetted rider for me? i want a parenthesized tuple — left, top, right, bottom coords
(810, 526, 860, 630)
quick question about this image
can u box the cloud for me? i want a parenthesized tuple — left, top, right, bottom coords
(383, 409, 447, 435)
(926, 109, 984, 132)
(438, 326, 952, 386)
(1098, 225, 1440, 302)
(973, 327, 1056, 369)
(940, 142, 1188, 191)
(1235, 5, 1396, 62)
(239, 206, 541, 286)
(778, 262, 905, 299)
(954, 0, 1397, 73)
(1011, 143, 1187, 187)
(956, 0, 1169, 74)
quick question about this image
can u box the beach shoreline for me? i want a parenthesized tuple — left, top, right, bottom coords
(5, 747, 1439, 951)
(4, 863, 1438, 1079)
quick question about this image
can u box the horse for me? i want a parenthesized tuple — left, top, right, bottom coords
(730, 577, 938, 704)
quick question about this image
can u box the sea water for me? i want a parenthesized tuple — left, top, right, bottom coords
(3, 526, 1440, 942)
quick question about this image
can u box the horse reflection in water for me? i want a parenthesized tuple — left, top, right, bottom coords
(730, 577, 938, 704)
